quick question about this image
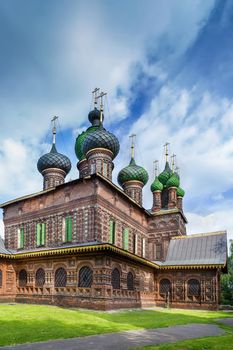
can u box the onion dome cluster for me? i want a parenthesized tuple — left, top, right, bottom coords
(118, 157, 149, 187)
(150, 161, 185, 197)
(75, 108, 120, 161)
(37, 144, 71, 175)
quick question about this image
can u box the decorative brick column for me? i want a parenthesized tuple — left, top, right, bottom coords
(42, 168, 66, 190)
(86, 148, 114, 181)
(177, 196, 183, 211)
(168, 187, 177, 209)
(77, 159, 89, 178)
(152, 190, 162, 212)
(123, 180, 144, 206)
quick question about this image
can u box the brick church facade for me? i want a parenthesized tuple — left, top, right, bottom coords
(0, 92, 227, 310)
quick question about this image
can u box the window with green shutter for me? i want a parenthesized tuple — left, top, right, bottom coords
(133, 233, 138, 254)
(109, 220, 116, 244)
(36, 223, 46, 246)
(18, 228, 24, 249)
(20, 228, 24, 248)
(123, 228, 129, 250)
(65, 216, 73, 242)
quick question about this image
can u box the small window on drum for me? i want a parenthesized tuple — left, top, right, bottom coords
(187, 279, 201, 296)
(19, 269, 27, 287)
(55, 267, 67, 287)
(111, 268, 120, 289)
(35, 268, 45, 287)
(0, 270, 2, 287)
(159, 278, 171, 295)
(78, 266, 93, 288)
(127, 272, 134, 290)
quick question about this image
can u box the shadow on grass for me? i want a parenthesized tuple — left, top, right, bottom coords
(0, 305, 232, 347)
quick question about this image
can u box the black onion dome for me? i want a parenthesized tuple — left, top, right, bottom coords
(37, 144, 71, 174)
(88, 108, 104, 126)
(82, 126, 120, 159)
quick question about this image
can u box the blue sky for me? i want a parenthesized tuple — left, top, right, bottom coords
(0, 0, 233, 240)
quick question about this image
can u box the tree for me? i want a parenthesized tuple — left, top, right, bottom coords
(221, 240, 233, 305)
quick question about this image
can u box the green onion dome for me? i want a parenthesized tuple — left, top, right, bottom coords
(83, 125, 120, 160)
(75, 126, 99, 161)
(174, 170, 180, 180)
(177, 186, 185, 197)
(166, 172, 180, 188)
(37, 144, 71, 175)
(117, 158, 149, 187)
(158, 161, 172, 185)
(150, 176, 163, 192)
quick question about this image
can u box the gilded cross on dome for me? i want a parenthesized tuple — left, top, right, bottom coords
(51, 116, 59, 145)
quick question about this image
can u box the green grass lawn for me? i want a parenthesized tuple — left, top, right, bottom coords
(135, 327, 233, 350)
(0, 304, 232, 346)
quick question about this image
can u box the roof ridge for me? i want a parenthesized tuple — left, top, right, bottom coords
(172, 230, 227, 239)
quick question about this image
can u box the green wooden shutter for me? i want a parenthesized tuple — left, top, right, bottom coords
(20, 228, 24, 248)
(65, 218, 68, 241)
(36, 223, 41, 246)
(41, 223, 46, 245)
(17, 229, 20, 249)
(123, 228, 129, 250)
(66, 217, 72, 242)
(109, 220, 114, 244)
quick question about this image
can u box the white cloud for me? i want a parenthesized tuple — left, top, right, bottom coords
(0, 138, 41, 198)
(187, 210, 232, 242)
(110, 79, 233, 242)
(1, 0, 224, 244)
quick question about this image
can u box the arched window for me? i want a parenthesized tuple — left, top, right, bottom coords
(188, 279, 201, 296)
(111, 268, 120, 289)
(0, 270, 2, 287)
(78, 266, 93, 288)
(19, 269, 27, 287)
(159, 278, 171, 295)
(35, 268, 45, 287)
(127, 272, 134, 290)
(55, 267, 67, 287)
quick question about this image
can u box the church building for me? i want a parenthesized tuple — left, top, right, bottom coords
(0, 90, 227, 310)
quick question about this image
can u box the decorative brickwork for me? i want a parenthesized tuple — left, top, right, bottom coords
(0, 174, 226, 310)
(148, 211, 187, 261)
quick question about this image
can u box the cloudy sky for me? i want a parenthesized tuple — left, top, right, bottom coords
(0, 0, 233, 241)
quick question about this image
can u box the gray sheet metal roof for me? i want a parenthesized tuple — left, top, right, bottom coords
(0, 241, 102, 256)
(0, 237, 13, 255)
(160, 231, 227, 267)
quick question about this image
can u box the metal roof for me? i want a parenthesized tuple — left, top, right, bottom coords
(0, 237, 13, 255)
(159, 231, 227, 267)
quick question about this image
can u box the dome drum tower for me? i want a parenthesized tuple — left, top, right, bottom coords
(118, 135, 149, 206)
(77, 158, 89, 178)
(42, 167, 67, 190)
(167, 187, 177, 209)
(37, 118, 71, 190)
(86, 148, 113, 179)
(151, 161, 163, 212)
(122, 180, 144, 206)
(75, 90, 119, 181)
(152, 190, 162, 211)
(177, 195, 183, 211)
